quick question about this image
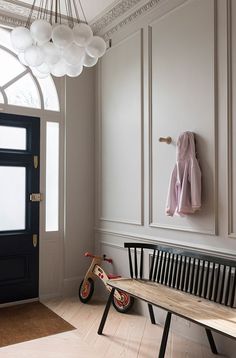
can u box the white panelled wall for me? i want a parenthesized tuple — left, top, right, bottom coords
(95, 0, 236, 356)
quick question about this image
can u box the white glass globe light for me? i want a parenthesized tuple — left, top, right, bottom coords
(42, 42, 61, 65)
(73, 23, 93, 47)
(86, 36, 106, 58)
(24, 45, 45, 67)
(51, 59, 67, 77)
(63, 43, 85, 66)
(11, 27, 33, 52)
(66, 64, 83, 77)
(52, 25, 73, 49)
(83, 53, 98, 67)
(18, 52, 28, 66)
(32, 66, 50, 79)
(36, 62, 51, 74)
(30, 19, 52, 44)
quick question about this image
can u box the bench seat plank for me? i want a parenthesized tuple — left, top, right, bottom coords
(108, 278, 236, 339)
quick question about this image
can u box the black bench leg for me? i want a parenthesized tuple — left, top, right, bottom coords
(158, 312, 172, 358)
(205, 328, 218, 355)
(98, 288, 115, 335)
(148, 304, 156, 324)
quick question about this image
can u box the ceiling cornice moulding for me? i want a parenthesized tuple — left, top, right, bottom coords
(0, 0, 162, 36)
(100, 0, 162, 40)
(90, 0, 143, 33)
(0, 0, 32, 28)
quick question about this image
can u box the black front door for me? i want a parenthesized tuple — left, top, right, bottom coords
(0, 113, 40, 303)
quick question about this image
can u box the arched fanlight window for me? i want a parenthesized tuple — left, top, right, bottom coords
(0, 27, 60, 112)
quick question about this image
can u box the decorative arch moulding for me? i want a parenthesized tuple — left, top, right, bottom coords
(0, 0, 162, 37)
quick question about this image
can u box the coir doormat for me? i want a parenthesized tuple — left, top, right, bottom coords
(0, 301, 75, 347)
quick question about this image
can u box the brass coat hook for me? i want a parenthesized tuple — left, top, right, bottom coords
(159, 136, 172, 144)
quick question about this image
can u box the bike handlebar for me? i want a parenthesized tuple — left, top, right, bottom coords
(84, 252, 94, 258)
(84, 252, 113, 264)
(103, 255, 113, 264)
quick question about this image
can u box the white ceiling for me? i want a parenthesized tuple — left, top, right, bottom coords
(16, 0, 119, 23)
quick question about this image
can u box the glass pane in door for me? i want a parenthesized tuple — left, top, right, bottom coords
(0, 126, 26, 150)
(46, 122, 59, 232)
(0, 166, 26, 231)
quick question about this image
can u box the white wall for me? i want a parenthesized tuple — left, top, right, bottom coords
(64, 68, 95, 295)
(95, 0, 236, 356)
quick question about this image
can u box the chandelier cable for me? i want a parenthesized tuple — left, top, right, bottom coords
(26, 0, 37, 28)
(58, 0, 62, 24)
(26, 0, 88, 27)
(78, 0, 87, 24)
(68, 0, 74, 27)
(65, 0, 72, 27)
(55, 0, 58, 23)
(43, 0, 49, 20)
(66, 0, 70, 26)
(49, 0, 53, 24)
(38, 0, 43, 20)
(72, 0, 80, 24)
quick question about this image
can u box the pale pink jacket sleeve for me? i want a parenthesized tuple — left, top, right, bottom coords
(165, 165, 177, 216)
(190, 158, 201, 211)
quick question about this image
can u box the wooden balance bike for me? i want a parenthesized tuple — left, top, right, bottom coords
(79, 252, 134, 313)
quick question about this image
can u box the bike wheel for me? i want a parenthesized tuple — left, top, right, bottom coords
(112, 290, 134, 313)
(78, 278, 94, 303)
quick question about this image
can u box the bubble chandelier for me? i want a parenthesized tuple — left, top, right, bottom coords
(11, 0, 107, 78)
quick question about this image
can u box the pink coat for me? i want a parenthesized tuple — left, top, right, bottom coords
(166, 132, 201, 216)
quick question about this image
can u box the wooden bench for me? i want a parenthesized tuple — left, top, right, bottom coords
(97, 242, 236, 357)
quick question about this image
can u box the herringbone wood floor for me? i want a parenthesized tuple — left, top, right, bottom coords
(0, 297, 226, 357)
